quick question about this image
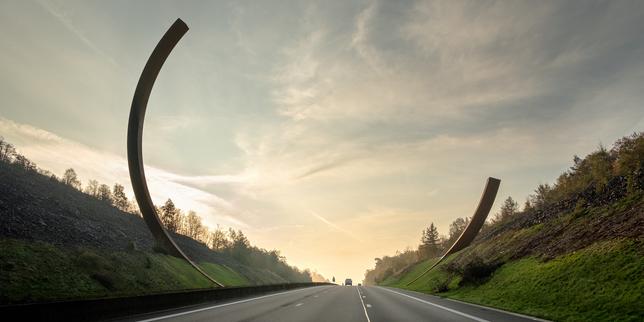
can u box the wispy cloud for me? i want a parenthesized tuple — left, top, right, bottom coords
(2, 0, 643, 282)
(37, 0, 119, 68)
(0, 117, 246, 229)
(309, 211, 364, 243)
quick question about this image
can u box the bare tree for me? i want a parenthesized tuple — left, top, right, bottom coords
(13, 154, 37, 171)
(97, 184, 112, 204)
(185, 210, 205, 240)
(0, 137, 16, 162)
(62, 168, 82, 190)
(209, 225, 229, 251)
(85, 179, 99, 197)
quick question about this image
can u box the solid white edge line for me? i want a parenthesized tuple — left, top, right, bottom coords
(136, 287, 318, 322)
(377, 287, 490, 322)
(443, 297, 552, 322)
(356, 287, 372, 322)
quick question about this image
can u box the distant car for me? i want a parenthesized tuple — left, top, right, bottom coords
(358, 283, 361, 286)
(345, 278, 352, 286)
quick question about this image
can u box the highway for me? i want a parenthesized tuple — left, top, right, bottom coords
(124, 285, 548, 322)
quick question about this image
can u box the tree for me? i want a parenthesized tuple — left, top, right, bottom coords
(448, 217, 469, 241)
(419, 223, 440, 259)
(97, 184, 112, 204)
(112, 183, 129, 211)
(13, 154, 36, 171)
(85, 179, 99, 197)
(185, 210, 205, 240)
(160, 198, 181, 233)
(128, 200, 141, 217)
(494, 196, 519, 222)
(0, 137, 16, 162)
(62, 168, 81, 190)
(523, 198, 533, 212)
(229, 228, 250, 249)
(228, 228, 251, 262)
(209, 226, 229, 251)
(612, 132, 644, 193)
(530, 183, 552, 209)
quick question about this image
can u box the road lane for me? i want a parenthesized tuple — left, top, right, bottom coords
(360, 286, 549, 322)
(128, 285, 367, 322)
(124, 285, 548, 322)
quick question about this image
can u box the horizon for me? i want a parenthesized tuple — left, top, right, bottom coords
(2, 0, 644, 281)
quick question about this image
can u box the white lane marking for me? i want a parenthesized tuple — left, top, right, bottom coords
(314, 295, 319, 298)
(444, 298, 552, 322)
(356, 287, 372, 322)
(366, 304, 372, 308)
(136, 287, 320, 322)
(378, 287, 490, 322)
(295, 303, 303, 307)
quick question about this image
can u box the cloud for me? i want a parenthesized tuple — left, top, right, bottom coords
(3, 0, 644, 283)
(37, 0, 119, 68)
(0, 117, 247, 229)
(309, 210, 364, 243)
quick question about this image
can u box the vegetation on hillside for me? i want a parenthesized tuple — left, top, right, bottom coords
(0, 238, 249, 303)
(0, 136, 314, 303)
(365, 132, 644, 321)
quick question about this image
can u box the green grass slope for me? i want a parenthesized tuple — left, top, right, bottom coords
(382, 192, 644, 321)
(388, 239, 642, 322)
(0, 238, 250, 303)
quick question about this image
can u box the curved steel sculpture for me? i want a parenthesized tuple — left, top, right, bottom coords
(407, 177, 500, 286)
(127, 18, 223, 287)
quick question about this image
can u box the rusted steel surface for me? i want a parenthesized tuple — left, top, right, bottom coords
(127, 19, 223, 287)
(407, 177, 500, 285)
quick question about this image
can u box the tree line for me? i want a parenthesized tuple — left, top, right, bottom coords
(0, 136, 313, 282)
(364, 132, 643, 284)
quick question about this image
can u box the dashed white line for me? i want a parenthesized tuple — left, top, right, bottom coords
(366, 304, 372, 308)
(378, 287, 490, 322)
(295, 303, 303, 307)
(136, 287, 315, 322)
(356, 287, 372, 322)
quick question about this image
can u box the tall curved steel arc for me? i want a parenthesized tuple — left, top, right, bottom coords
(407, 177, 500, 286)
(127, 19, 223, 287)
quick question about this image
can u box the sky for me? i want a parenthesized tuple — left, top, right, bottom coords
(1, 0, 643, 282)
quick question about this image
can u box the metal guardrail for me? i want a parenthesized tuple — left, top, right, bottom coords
(0, 283, 333, 321)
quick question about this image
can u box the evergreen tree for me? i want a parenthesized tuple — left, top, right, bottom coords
(419, 223, 440, 259)
(160, 198, 179, 232)
(112, 183, 129, 211)
(494, 196, 519, 222)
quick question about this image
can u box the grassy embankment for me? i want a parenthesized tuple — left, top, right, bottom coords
(381, 194, 644, 322)
(384, 239, 642, 322)
(0, 238, 249, 303)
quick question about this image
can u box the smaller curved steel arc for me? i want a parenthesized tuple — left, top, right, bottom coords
(127, 19, 223, 287)
(406, 177, 500, 286)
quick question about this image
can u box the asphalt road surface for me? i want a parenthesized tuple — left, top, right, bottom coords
(125, 285, 549, 322)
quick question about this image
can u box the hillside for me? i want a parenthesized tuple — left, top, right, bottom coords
(369, 133, 644, 322)
(0, 146, 311, 304)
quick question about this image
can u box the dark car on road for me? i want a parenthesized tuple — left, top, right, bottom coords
(344, 278, 352, 286)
